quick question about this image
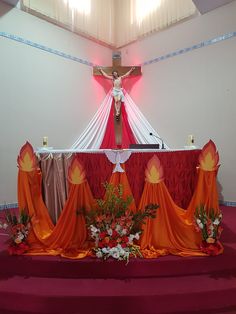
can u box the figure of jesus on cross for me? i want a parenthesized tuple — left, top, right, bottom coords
(93, 52, 141, 147)
(98, 66, 135, 120)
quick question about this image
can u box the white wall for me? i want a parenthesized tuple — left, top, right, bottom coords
(121, 1, 236, 203)
(0, 1, 112, 205)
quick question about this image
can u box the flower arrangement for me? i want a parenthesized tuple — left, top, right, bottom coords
(0, 209, 31, 255)
(194, 205, 223, 255)
(83, 183, 158, 262)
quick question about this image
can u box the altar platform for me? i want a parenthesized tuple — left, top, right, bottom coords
(0, 205, 235, 314)
(0, 141, 232, 313)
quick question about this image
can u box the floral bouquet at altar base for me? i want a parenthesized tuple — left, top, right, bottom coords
(83, 183, 158, 262)
(194, 205, 223, 256)
(0, 209, 31, 255)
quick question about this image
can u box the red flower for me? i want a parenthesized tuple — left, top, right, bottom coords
(8, 242, 29, 255)
(96, 215, 104, 223)
(112, 230, 118, 238)
(126, 222, 132, 228)
(108, 241, 115, 248)
(207, 219, 212, 226)
(98, 241, 103, 248)
(103, 236, 110, 244)
(110, 240, 116, 248)
(122, 236, 129, 243)
(111, 222, 116, 229)
(99, 232, 106, 239)
(200, 241, 223, 256)
(194, 224, 200, 233)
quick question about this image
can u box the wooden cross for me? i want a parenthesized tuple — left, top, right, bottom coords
(93, 52, 141, 147)
(93, 52, 141, 76)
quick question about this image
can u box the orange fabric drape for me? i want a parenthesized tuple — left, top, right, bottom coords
(184, 168, 220, 221)
(42, 181, 95, 258)
(108, 164, 136, 212)
(18, 169, 95, 258)
(18, 169, 54, 241)
(139, 181, 205, 258)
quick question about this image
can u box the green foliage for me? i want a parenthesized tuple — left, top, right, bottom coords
(83, 182, 159, 235)
(5, 208, 31, 226)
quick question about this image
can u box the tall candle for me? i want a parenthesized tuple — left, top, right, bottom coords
(43, 136, 48, 147)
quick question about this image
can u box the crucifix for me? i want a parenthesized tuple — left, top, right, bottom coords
(93, 52, 141, 147)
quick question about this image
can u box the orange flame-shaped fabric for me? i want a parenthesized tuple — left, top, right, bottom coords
(68, 156, 86, 185)
(184, 140, 220, 220)
(145, 155, 164, 184)
(17, 142, 54, 242)
(199, 140, 219, 171)
(17, 141, 38, 172)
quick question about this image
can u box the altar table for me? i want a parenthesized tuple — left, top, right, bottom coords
(37, 149, 201, 223)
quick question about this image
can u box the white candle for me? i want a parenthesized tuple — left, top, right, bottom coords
(43, 136, 48, 147)
(187, 134, 194, 146)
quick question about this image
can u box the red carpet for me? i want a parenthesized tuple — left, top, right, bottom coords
(0, 206, 236, 314)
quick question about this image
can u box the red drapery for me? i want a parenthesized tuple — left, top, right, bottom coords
(72, 150, 200, 209)
(100, 100, 136, 149)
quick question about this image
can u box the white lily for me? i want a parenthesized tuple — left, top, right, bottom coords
(196, 218, 201, 225)
(213, 218, 220, 225)
(199, 222, 204, 229)
(96, 250, 103, 258)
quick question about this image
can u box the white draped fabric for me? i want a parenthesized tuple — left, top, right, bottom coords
(123, 91, 168, 148)
(71, 91, 113, 149)
(71, 90, 169, 149)
(22, 0, 197, 48)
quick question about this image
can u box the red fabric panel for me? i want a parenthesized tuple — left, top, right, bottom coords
(76, 150, 200, 209)
(100, 101, 116, 149)
(100, 100, 136, 149)
(76, 153, 113, 199)
(120, 104, 137, 148)
(125, 150, 200, 209)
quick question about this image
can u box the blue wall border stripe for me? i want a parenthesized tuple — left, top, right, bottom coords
(220, 200, 236, 207)
(0, 203, 18, 211)
(0, 31, 97, 67)
(141, 31, 236, 66)
(0, 31, 236, 67)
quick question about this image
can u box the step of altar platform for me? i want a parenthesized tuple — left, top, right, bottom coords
(0, 273, 236, 314)
(0, 246, 236, 279)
